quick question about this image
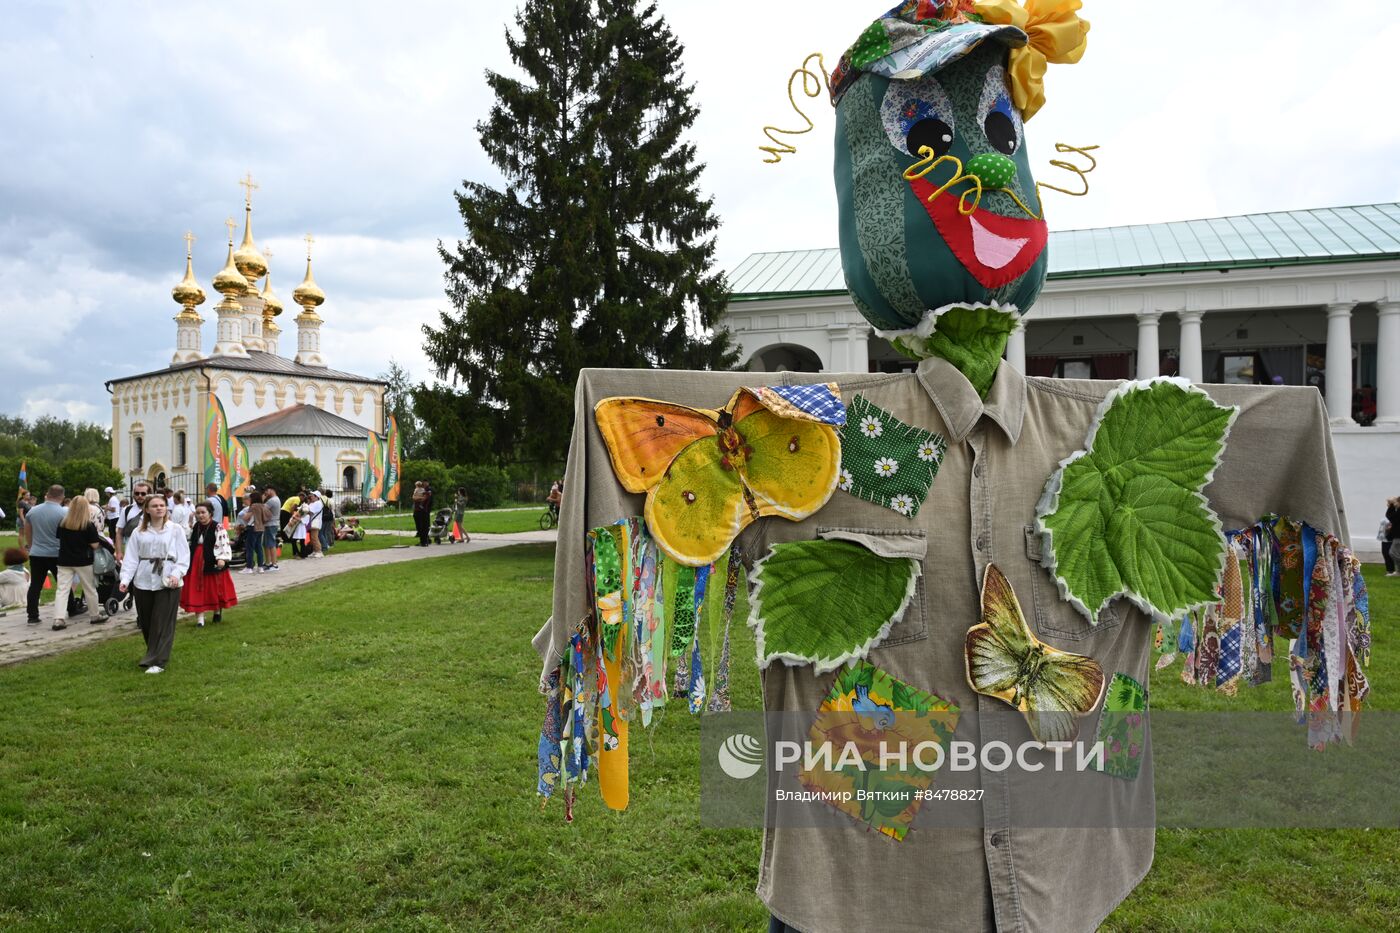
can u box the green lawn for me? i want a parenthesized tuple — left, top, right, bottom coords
(358, 508, 550, 535)
(0, 551, 1393, 930)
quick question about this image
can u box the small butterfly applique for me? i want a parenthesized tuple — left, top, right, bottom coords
(964, 564, 1105, 744)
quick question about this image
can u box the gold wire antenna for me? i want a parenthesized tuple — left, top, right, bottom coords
(758, 53, 830, 164)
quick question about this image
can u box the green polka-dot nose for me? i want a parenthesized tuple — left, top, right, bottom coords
(965, 152, 1017, 189)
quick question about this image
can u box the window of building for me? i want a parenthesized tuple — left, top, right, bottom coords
(342, 465, 357, 491)
(133, 436, 144, 469)
(1220, 353, 1258, 385)
(176, 431, 187, 467)
(1056, 358, 1092, 380)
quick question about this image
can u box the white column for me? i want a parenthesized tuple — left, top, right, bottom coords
(1177, 311, 1204, 383)
(826, 325, 849, 372)
(1005, 318, 1026, 374)
(1376, 301, 1400, 425)
(849, 325, 871, 374)
(1136, 312, 1161, 379)
(1325, 301, 1356, 425)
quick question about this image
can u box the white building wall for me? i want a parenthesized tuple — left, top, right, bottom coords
(1332, 425, 1400, 561)
(111, 367, 385, 485)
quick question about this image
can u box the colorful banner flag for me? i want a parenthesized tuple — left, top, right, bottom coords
(230, 435, 252, 499)
(17, 460, 26, 492)
(203, 392, 231, 499)
(384, 415, 402, 503)
(362, 430, 385, 499)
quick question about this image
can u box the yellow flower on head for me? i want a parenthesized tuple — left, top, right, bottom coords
(972, 0, 1090, 121)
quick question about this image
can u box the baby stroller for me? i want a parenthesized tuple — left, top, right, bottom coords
(428, 507, 455, 544)
(92, 543, 123, 618)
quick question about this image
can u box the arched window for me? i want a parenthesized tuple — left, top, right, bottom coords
(133, 436, 144, 469)
(176, 431, 187, 467)
(342, 465, 357, 491)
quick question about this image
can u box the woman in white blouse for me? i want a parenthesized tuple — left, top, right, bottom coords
(118, 493, 191, 674)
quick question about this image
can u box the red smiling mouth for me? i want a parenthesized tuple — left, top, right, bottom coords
(909, 175, 1048, 289)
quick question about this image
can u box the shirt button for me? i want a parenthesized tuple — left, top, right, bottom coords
(990, 832, 1005, 848)
(976, 535, 986, 551)
(973, 462, 983, 478)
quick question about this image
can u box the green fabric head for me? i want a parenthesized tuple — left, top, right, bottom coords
(834, 41, 1049, 340)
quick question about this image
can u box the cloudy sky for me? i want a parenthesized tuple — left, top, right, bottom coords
(3, 0, 1398, 424)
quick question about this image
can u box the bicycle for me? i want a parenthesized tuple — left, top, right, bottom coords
(539, 503, 560, 530)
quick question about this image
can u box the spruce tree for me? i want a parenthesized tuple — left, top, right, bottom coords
(427, 0, 736, 462)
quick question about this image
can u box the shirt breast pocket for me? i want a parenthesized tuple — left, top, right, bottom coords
(1023, 525, 1124, 642)
(815, 526, 929, 648)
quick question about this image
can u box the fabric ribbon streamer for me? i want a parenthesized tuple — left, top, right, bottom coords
(1164, 515, 1370, 747)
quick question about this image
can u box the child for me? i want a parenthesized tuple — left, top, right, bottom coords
(0, 547, 30, 613)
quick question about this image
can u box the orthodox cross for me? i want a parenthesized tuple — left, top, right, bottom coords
(225, 217, 237, 244)
(183, 230, 196, 258)
(239, 172, 259, 207)
(304, 233, 315, 260)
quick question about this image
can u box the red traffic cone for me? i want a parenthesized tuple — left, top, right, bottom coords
(43, 574, 52, 589)
(451, 522, 463, 543)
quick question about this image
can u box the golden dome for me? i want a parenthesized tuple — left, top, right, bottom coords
(212, 220, 250, 298)
(171, 233, 206, 310)
(233, 204, 268, 285)
(260, 271, 284, 318)
(292, 239, 325, 310)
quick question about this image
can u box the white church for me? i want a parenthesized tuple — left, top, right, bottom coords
(106, 181, 387, 496)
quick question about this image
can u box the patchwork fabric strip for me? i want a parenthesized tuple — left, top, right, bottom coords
(537, 669, 563, 799)
(799, 662, 959, 841)
(750, 383, 847, 425)
(838, 394, 948, 517)
(546, 516, 749, 818)
(1094, 673, 1147, 781)
(1161, 515, 1371, 747)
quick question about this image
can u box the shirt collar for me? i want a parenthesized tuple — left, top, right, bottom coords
(916, 355, 1026, 445)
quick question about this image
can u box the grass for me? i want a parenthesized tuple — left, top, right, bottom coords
(357, 508, 550, 535)
(0, 552, 1393, 930)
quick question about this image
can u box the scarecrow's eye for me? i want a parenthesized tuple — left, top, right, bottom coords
(906, 117, 955, 159)
(984, 108, 1018, 155)
(977, 66, 1023, 157)
(880, 76, 956, 159)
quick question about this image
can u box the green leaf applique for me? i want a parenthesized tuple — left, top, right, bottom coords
(749, 538, 920, 673)
(1035, 378, 1238, 624)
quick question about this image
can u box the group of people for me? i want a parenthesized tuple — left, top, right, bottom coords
(3, 482, 240, 674)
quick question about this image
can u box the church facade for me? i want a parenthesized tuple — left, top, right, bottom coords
(106, 184, 387, 497)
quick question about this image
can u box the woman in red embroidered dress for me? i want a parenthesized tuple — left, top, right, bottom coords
(181, 502, 238, 627)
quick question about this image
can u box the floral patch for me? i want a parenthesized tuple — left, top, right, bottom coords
(837, 394, 947, 519)
(1094, 673, 1147, 781)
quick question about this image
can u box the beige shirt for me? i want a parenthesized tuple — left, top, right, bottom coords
(535, 358, 1346, 933)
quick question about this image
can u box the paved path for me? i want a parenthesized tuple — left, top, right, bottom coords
(0, 530, 557, 667)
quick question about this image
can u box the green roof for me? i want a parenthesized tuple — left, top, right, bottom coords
(727, 203, 1400, 299)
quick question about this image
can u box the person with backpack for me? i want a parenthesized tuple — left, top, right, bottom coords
(262, 486, 282, 571)
(317, 491, 336, 554)
(52, 496, 103, 630)
(114, 481, 152, 562)
(204, 482, 226, 526)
